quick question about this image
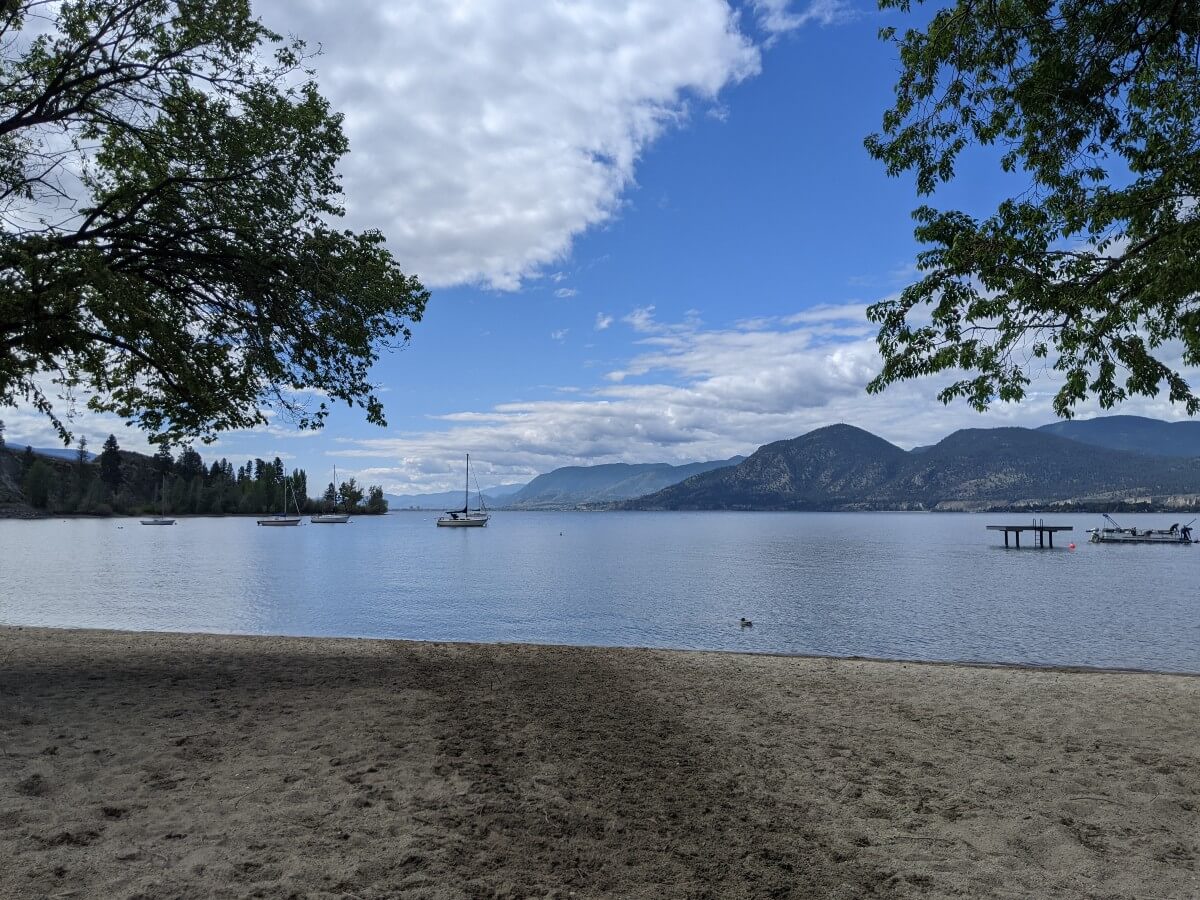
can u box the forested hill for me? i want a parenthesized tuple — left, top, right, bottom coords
(0, 439, 386, 518)
(503, 457, 745, 509)
(1037, 415, 1200, 458)
(620, 424, 1200, 511)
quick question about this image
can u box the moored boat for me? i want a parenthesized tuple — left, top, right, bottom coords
(1088, 514, 1194, 544)
(311, 513, 350, 524)
(437, 454, 490, 528)
(258, 481, 303, 526)
(140, 475, 175, 525)
(311, 466, 351, 524)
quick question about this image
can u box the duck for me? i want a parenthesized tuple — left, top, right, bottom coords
(739, 617, 753, 628)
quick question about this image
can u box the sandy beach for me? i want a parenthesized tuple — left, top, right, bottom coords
(0, 627, 1196, 898)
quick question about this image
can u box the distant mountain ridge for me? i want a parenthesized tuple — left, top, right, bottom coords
(622, 423, 1200, 511)
(6, 443, 98, 462)
(386, 483, 523, 510)
(1037, 415, 1200, 458)
(503, 457, 745, 509)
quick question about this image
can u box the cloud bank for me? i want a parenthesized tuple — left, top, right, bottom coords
(329, 305, 1200, 493)
(261, 0, 761, 290)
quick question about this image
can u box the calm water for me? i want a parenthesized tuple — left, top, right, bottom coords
(1, 511, 1197, 671)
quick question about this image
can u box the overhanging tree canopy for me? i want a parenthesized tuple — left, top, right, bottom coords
(1, 0, 428, 444)
(865, 1, 1200, 416)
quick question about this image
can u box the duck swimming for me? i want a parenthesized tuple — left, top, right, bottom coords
(739, 618, 753, 628)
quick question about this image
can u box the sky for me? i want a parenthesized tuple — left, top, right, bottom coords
(6, 0, 1198, 493)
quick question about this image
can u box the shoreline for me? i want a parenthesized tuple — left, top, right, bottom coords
(4, 623, 1200, 679)
(0, 511, 390, 520)
(2, 626, 1197, 897)
(7, 506, 1200, 518)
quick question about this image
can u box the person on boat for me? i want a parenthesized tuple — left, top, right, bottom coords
(1183, 525, 1193, 542)
(1169, 523, 1179, 534)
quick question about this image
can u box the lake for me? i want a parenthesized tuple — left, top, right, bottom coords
(1, 511, 1196, 672)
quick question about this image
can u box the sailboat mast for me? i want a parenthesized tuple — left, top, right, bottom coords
(465, 453, 470, 511)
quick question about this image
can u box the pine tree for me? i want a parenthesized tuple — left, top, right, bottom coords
(98, 435, 123, 491)
(177, 446, 203, 481)
(152, 446, 174, 477)
(74, 436, 91, 502)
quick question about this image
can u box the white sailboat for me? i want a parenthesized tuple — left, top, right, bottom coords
(311, 465, 350, 524)
(257, 480, 302, 526)
(436, 454, 489, 527)
(140, 475, 176, 525)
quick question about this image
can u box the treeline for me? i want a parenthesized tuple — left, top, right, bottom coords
(0, 426, 386, 517)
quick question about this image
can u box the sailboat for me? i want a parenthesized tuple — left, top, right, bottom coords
(436, 454, 489, 527)
(311, 465, 350, 524)
(140, 475, 176, 525)
(257, 480, 303, 526)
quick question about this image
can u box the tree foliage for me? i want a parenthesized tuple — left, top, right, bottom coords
(337, 477, 364, 512)
(0, 0, 428, 444)
(98, 433, 122, 489)
(866, 2, 1200, 416)
(365, 484, 387, 514)
(1, 440, 387, 515)
(22, 459, 51, 507)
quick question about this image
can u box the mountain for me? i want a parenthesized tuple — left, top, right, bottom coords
(483, 483, 525, 498)
(1037, 415, 1200, 458)
(385, 484, 523, 510)
(504, 457, 745, 509)
(885, 427, 1199, 504)
(6, 443, 98, 462)
(621, 425, 909, 510)
(623, 424, 1200, 511)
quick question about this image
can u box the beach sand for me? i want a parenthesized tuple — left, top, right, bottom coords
(0, 627, 1197, 899)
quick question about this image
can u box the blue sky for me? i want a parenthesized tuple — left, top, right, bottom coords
(7, 0, 1194, 493)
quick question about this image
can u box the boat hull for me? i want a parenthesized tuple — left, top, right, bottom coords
(436, 516, 489, 527)
(257, 517, 302, 527)
(140, 518, 175, 525)
(1089, 531, 1193, 545)
(310, 514, 350, 524)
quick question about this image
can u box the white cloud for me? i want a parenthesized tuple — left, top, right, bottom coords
(595, 312, 614, 330)
(554, 287, 578, 299)
(328, 304, 1196, 493)
(550, 329, 569, 341)
(623, 305, 660, 333)
(752, 0, 858, 33)
(259, 0, 760, 290)
(13, 298, 1199, 495)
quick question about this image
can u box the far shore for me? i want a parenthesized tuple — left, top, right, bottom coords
(0, 511, 390, 520)
(1, 626, 1196, 898)
(6, 505, 1200, 519)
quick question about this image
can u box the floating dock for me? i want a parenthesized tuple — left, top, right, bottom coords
(987, 523, 1073, 548)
